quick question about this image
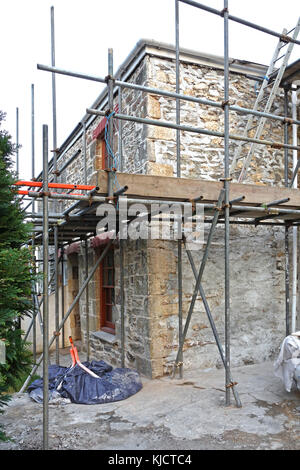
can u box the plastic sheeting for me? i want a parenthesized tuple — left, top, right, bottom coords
(274, 335, 300, 392)
(28, 360, 142, 404)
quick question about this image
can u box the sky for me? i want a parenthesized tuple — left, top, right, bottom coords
(1, 0, 300, 180)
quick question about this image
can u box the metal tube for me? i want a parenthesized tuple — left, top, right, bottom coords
(175, 0, 183, 379)
(24, 191, 300, 218)
(285, 224, 291, 336)
(16, 107, 19, 178)
(223, 0, 230, 406)
(42, 124, 49, 450)
(51, 6, 59, 365)
(292, 86, 298, 333)
(57, 149, 81, 176)
(25, 288, 43, 341)
(290, 160, 300, 188)
(19, 238, 115, 393)
(284, 89, 290, 187)
(172, 189, 225, 376)
(54, 225, 59, 364)
(85, 238, 89, 361)
(118, 86, 123, 172)
(61, 245, 65, 348)
(107, 48, 114, 198)
(184, 243, 241, 407)
(178, 0, 300, 45)
(25, 213, 63, 219)
(120, 238, 125, 367)
(37, 64, 300, 127)
(51, 6, 57, 158)
(87, 108, 300, 152)
(31, 85, 35, 181)
(31, 84, 36, 364)
(27, 192, 107, 202)
(114, 186, 128, 197)
(177, 239, 183, 378)
(82, 122, 87, 184)
(31, 288, 36, 363)
(175, 0, 181, 179)
(284, 88, 290, 336)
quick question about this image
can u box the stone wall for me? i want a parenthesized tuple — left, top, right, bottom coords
(76, 239, 151, 374)
(47, 50, 298, 378)
(143, 55, 298, 377)
(147, 225, 289, 377)
(147, 56, 290, 185)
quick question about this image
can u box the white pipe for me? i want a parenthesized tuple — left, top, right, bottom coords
(292, 85, 298, 333)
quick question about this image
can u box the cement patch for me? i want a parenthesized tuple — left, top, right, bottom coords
(1, 361, 299, 450)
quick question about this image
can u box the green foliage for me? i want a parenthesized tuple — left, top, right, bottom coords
(0, 111, 35, 441)
(0, 112, 32, 248)
(0, 373, 11, 441)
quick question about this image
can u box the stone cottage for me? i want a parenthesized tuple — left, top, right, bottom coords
(30, 39, 300, 378)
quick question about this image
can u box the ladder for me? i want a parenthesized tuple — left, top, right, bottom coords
(230, 17, 300, 182)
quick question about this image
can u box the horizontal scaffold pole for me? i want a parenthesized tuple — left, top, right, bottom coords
(86, 108, 300, 153)
(179, 0, 300, 46)
(37, 64, 300, 127)
(20, 190, 300, 218)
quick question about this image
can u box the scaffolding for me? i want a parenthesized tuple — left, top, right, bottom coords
(14, 0, 300, 450)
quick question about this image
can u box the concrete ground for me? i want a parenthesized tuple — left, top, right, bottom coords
(0, 346, 299, 450)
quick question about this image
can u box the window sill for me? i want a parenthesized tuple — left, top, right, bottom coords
(91, 330, 118, 345)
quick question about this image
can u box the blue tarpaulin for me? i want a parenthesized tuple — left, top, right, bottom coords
(28, 360, 142, 404)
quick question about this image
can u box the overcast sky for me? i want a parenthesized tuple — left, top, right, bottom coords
(1, 0, 299, 180)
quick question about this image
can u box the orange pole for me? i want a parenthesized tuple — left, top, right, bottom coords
(15, 180, 96, 191)
(17, 189, 93, 197)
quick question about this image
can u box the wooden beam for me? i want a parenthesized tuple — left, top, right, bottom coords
(96, 170, 300, 209)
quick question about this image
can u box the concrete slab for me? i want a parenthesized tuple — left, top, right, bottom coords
(0, 359, 299, 450)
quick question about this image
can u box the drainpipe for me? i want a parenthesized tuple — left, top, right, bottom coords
(292, 84, 298, 333)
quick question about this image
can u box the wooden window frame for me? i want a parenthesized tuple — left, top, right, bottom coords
(96, 129, 116, 334)
(99, 245, 115, 335)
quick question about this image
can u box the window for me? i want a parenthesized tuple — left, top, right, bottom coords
(100, 247, 115, 334)
(95, 115, 117, 334)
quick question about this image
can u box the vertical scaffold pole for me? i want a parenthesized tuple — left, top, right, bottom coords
(61, 244, 65, 348)
(175, 0, 183, 379)
(85, 238, 90, 361)
(120, 238, 125, 367)
(31, 84, 36, 363)
(284, 87, 290, 337)
(223, 0, 231, 406)
(51, 5, 60, 363)
(118, 83, 125, 367)
(83, 120, 87, 185)
(16, 107, 19, 178)
(42, 124, 49, 450)
(291, 86, 298, 333)
(107, 48, 114, 198)
(31, 85, 35, 183)
(118, 86, 123, 172)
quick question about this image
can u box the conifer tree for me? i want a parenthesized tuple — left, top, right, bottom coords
(0, 111, 34, 440)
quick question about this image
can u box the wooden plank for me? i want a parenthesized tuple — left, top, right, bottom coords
(95, 170, 300, 209)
